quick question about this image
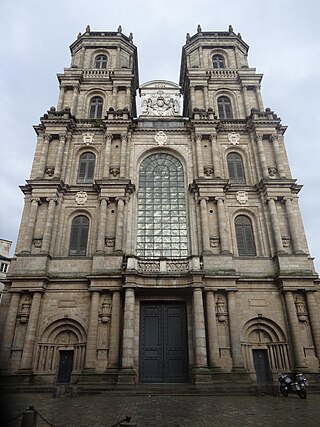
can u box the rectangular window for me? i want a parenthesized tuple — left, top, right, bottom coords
(0, 263, 9, 273)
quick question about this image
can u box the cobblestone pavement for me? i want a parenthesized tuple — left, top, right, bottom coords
(2, 392, 320, 427)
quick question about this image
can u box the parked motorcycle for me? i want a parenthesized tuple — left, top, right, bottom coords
(279, 373, 309, 399)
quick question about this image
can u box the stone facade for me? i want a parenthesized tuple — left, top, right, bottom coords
(1, 26, 319, 388)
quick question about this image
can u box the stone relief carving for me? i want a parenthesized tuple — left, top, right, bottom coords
(33, 238, 42, 248)
(210, 237, 220, 247)
(295, 296, 308, 322)
(216, 296, 228, 323)
(105, 237, 115, 247)
(18, 296, 32, 323)
(45, 166, 55, 177)
(99, 297, 111, 323)
(204, 166, 214, 177)
(268, 165, 277, 177)
(236, 191, 248, 205)
(109, 166, 120, 177)
(83, 132, 94, 145)
(282, 236, 291, 248)
(154, 131, 167, 146)
(228, 132, 240, 145)
(140, 81, 181, 117)
(75, 191, 88, 205)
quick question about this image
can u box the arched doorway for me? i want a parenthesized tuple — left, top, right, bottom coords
(241, 317, 290, 382)
(35, 318, 86, 384)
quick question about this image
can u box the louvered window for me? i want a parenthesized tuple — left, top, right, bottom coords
(212, 55, 225, 69)
(78, 153, 95, 183)
(89, 96, 103, 119)
(217, 96, 233, 119)
(227, 153, 245, 183)
(235, 215, 256, 256)
(69, 216, 89, 256)
(95, 55, 108, 69)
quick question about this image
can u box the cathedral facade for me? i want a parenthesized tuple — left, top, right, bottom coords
(1, 26, 319, 388)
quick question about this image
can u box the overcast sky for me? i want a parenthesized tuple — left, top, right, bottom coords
(1, 0, 319, 272)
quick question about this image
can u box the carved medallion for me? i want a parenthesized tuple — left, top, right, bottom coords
(228, 132, 240, 145)
(154, 131, 167, 146)
(75, 191, 88, 205)
(83, 132, 94, 145)
(236, 191, 248, 205)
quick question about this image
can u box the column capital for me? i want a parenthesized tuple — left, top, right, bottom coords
(266, 196, 278, 202)
(116, 196, 129, 204)
(45, 197, 58, 204)
(269, 133, 279, 142)
(195, 133, 202, 142)
(104, 133, 113, 143)
(98, 196, 110, 204)
(209, 131, 217, 140)
(282, 196, 293, 203)
(215, 196, 226, 202)
(31, 197, 42, 205)
(59, 134, 67, 144)
(198, 197, 209, 203)
(44, 133, 52, 142)
(120, 133, 128, 142)
(255, 133, 263, 142)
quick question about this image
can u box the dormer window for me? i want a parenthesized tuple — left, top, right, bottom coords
(95, 55, 108, 69)
(212, 55, 225, 69)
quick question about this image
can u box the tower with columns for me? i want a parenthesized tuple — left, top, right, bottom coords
(1, 25, 319, 389)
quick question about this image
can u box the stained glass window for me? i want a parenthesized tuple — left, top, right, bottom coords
(137, 153, 188, 258)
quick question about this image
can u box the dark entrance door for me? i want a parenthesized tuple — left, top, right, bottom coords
(57, 350, 74, 383)
(139, 302, 188, 383)
(253, 349, 271, 382)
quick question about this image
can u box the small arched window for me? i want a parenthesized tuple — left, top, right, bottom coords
(227, 153, 245, 183)
(69, 216, 89, 256)
(95, 55, 108, 69)
(89, 96, 103, 119)
(218, 96, 233, 119)
(235, 215, 256, 256)
(78, 152, 95, 183)
(212, 54, 225, 69)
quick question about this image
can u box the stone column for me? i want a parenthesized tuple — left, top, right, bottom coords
(96, 197, 109, 252)
(206, 291, 221, 369)
(306, 292, 320, 363)
(270, 134, 286, 178)
(84, 291, 100, 369)
(121, 288, 135, 369)
(190, 86, 196, 110)
(227, 291, 245, 370)
(255, 86, 264, 111)
(204, 87, 209, 111)
(57, 86, 65, 110)
(199, 198, 211, 252)
(103, 133, 112, 178)
(41, 198, 57, 253)
(256, 134, 269, 179)
(120, 134, 128, 178)
(216, 197, 229, 253)
(112, 87, 117, 110)
(37, 134, 51, 178)
(20, 292, 42, 370)
(0, 293, 20, 368)
(241, 86, 250, 117)
(193, 287, 208, 367)
(71, 85, 79, 115)
(284, 291, 306, 369)
(283, 197, 302, 253)
(210, 132, 221, 178)
(108, 291, 121, 368)
(22, 198, 41, 253)
(53, 134, 66, 179)
(267, 197, 284, 253)
(195, 133, 204, 178)
(115, 198, 125, 252)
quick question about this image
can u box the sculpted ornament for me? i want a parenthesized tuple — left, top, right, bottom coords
(228, 132, 240, 145)
(154, 131, 167, 146)
(75, 191, 88, 205)
(83, 132, 94, 145)
(236, 191, 248, 205)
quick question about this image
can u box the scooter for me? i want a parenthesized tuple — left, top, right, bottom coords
(279, 373, 309, 399)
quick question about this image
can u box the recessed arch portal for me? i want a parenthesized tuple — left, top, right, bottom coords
(136, 153, 188, 258)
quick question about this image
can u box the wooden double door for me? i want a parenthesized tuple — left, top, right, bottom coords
(139, 302, 188, 383)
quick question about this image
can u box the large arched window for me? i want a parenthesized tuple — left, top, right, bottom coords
(217, 96, 233, 119)
(69, 216, 89, 256)
(89, 96, 103, 119)
(235, 215, 256, 256)
(212, 54, 225, 69)
(227, 153, 245, 183)
(136, 153, 188, 258)
(78, 153, 95, 183)
(95, 55, 108, 69)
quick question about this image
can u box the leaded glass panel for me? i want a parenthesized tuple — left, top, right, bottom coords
(137, 153, 188, 258)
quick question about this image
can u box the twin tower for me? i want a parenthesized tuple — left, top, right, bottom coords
(0, 26, 319, 389)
